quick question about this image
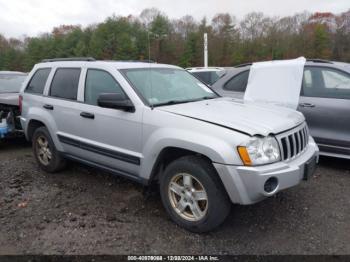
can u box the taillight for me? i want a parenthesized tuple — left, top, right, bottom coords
(19, 95, 23, 113)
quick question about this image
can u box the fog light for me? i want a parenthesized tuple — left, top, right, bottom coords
(264, 177, 278, 193)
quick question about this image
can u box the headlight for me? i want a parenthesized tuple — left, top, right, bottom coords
(237, 136, 281, 166)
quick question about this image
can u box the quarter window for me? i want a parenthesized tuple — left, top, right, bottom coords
(25, 68, 51, 94)
(192, 71, 221, 86)
(50, 68, 81, 100)
(303, 70, 312, 89)
(302, 67, 350, 99)
(223, 70, 249, 92)
(85, 69, 125, 106)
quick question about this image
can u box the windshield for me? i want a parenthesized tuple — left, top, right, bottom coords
(0, 74, 27, 93)
(122, 68, 218, 106)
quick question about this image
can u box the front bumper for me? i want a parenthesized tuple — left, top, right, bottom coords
(214, 137, 319, 205)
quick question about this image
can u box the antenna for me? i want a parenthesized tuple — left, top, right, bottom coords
(147, 31, 153, 109)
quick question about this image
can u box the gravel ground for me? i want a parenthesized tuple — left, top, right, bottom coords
(0, 137, 349, 255)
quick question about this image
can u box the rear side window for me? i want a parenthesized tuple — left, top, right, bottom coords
(25, 68, 51, 94)
(85, 69, 124, 106)
(50, 68, 81, 100)
(223, 70, 250, 92)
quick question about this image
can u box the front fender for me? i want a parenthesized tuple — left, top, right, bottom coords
(140, 127, 241, 180)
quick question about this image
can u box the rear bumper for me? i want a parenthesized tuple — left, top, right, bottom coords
(214, 137, 319, 205)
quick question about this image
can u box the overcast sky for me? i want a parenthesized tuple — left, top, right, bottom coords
(0, 0, 349, 38)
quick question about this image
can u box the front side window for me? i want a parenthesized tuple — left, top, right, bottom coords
(85, 69, 124, 105)
(302, 67, 350, 99)
(0, 74, 27, 93)
(223, 70, 249, 92)
(50, 68, 81, 100)
(25, 69, 51, 94)
(122, 68, 218, 106)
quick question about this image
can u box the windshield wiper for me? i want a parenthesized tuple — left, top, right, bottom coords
(201, 96, 216, 100)
(153, 99, 195, 107)
(153, 96, 217, 107)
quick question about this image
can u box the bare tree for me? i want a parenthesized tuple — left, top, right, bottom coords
(140, 8, 161, 29)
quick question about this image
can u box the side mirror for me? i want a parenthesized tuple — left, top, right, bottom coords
(97, 93, 135, 112)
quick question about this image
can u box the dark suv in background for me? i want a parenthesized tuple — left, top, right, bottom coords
(212, 59, 350, 159)
(186, 67, 226, 86)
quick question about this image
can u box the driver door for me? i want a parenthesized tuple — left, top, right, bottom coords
(60, 68, 143, 178)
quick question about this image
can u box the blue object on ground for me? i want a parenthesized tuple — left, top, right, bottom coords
(0, 123, 9, 139)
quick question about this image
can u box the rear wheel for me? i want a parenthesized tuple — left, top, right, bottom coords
(160, 155, 231, 233)
(32, 127, 66, 173)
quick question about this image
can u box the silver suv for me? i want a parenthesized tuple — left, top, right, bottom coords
(20, 58, 319, 232)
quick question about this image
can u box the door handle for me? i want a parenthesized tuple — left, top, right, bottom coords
(299, 103, 315, 108)
(43, 104, 54, 110)
(80, 112, 95, 119)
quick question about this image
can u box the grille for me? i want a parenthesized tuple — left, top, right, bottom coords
(276, 123, 309, 161)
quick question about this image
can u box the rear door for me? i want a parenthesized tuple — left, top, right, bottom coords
(299, 66, 350, 155)
(43, 67, 84, 155)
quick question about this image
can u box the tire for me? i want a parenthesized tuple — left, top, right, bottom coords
(159, 155, 231, 233)
(32, 126, 66, 173)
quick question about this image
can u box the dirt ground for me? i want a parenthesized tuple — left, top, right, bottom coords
(0, 137, 349, 255)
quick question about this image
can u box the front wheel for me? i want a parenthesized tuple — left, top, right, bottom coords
(160, 156, 231, 233)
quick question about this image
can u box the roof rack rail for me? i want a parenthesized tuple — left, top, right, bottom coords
(41, 57, 96, 63)
(100, 59, 155, 63)
(234, 62, 252, 68)
(306, 58, 333, 64)
(118, 60, 155, 63)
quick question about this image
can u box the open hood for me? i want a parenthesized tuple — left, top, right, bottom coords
(244, 57, 306, 109)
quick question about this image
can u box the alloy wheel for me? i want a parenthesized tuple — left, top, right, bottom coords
(36, 135, 52, 166)
(168, 173, 208, 222)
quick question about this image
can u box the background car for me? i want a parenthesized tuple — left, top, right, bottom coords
(186, 67, 226, 86)
(211, 59, 350, 159)
(0, 71, 27, 105)
(0, 71, 28, 136)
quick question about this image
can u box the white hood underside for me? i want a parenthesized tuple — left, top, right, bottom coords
(244, 57, 306, 109)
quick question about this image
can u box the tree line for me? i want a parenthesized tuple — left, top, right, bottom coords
(0, 8, 350, 72)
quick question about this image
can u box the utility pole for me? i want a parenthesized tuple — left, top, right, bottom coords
(204, 33, 208, 68)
